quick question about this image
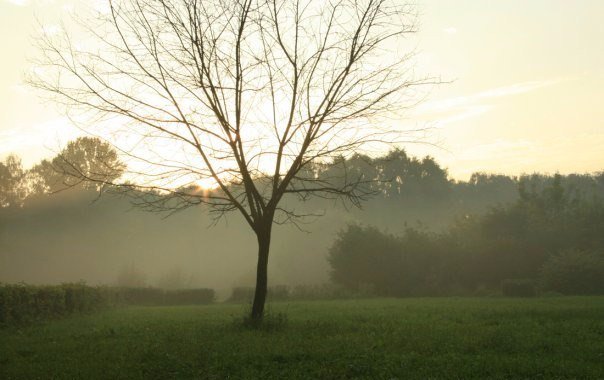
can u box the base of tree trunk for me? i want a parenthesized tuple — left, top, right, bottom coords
(250, 231, 271, 322)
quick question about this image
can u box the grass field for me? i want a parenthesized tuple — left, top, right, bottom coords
(1, 297, 603, 379)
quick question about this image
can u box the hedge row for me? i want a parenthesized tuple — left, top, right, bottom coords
(113, 287, 215, 306)
(0, 283, 215, 327)
(229, 285, 290, 303)
(0, 283, 108, 326)
(228, 284, 376, 303)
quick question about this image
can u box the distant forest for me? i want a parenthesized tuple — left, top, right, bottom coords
(1, 138, 603, 297)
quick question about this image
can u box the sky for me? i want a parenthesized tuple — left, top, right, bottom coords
(0, 0, 603, 180)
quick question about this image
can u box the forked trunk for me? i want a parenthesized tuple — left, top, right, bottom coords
(251, 226, 271, 321)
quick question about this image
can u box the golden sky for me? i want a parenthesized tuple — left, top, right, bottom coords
(1, 0, 603, 179)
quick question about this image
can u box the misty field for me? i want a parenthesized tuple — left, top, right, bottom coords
(1, 298, 604, 379)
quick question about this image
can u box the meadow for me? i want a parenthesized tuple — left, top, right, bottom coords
(1, 297, 603, 379)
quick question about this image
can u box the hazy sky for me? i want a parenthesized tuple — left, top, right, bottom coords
(1, 0, 603, 179)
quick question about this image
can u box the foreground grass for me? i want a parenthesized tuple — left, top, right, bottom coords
(1, 297, 604, 379)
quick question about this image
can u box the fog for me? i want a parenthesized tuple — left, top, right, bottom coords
(1, 190, 379, 296)
(4, 148, 602, 299)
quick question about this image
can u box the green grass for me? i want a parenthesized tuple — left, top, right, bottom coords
(1, 297, 604, 379)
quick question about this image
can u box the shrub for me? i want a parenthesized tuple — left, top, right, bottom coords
(328, 224, 403, 295)
(501, 279, 536, 297)
(539, 250, 604, 295)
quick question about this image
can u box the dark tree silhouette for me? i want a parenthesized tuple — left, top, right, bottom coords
(0, 155, 26, 207)
(31, 137, 126, 193)
(32, 0, 430, 321)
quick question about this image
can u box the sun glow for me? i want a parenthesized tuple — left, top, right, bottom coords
(196, 178, 218, 191)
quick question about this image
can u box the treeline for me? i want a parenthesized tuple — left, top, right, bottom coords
(3, 139, 603, 224)
(3, 138, 604, 228)
(329, 175, 604, 296)
(0, 137, 124, 208)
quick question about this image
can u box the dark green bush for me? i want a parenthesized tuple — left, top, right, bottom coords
(539, 250, 604, 295)
(501, 279, 536, 297)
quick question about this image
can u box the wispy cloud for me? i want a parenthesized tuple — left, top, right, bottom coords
(447, 131, 604, 179)
(415, 79, 563, 125)
(474, 80, 559, 98)
(443, 27, 458, 35)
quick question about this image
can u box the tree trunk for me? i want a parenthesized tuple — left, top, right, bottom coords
(251, 225, 272, 321)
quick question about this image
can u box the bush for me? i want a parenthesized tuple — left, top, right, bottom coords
(501, 279, 536, 297)
(328, 224, 403, 295)
(539, 250, 604, 295)
(328, 224, 449, 297)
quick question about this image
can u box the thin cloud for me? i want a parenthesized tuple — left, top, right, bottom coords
(415, 79, 564, 125)
(475, 80, 559, 99)
(437, 105, 493, 125)
(449, 132, 604, 179)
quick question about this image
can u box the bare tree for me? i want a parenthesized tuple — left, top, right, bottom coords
(32, 0, 431, 321)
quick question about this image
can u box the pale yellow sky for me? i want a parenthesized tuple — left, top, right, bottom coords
(0, 0, 603, 179)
